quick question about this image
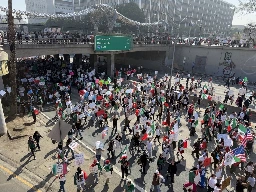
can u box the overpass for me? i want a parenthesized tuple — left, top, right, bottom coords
(2, 39, 172, 77)
(2, 40, 256, 81)
(2, 40, 170, 58)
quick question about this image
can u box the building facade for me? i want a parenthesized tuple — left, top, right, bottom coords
(25, 0, 235, 36)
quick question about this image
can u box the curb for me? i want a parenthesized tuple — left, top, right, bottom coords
(40, 111, 147, 192)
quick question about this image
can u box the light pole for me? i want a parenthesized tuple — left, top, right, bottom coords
(169, 16, 190, 87)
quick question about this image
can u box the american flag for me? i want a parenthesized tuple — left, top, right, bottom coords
(231, 145, 246, 162)
(241, 129, 254, 147)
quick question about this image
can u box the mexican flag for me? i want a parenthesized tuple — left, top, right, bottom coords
(227, 118, 237, 130)
(219, 104, 225, 111)
(243, 77, 248, 82)
(151, 121, 156, 135)
(201, 93, 207, 99)
(238, 124, 247, 136)
(194, 120, 199, 127)
(139, 108, 145, 116)
(203, 84, 208, 90)
(117, 145, 128, 159)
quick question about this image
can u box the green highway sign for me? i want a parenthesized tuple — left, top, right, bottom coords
(94, 35, 132, 51)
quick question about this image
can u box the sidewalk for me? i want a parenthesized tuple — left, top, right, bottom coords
(0, 115, 127, 192)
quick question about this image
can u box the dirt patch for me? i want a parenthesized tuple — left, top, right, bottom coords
(6, 115, 43, 140)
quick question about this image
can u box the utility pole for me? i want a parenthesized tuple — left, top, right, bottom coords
(8, 0, 18, 117)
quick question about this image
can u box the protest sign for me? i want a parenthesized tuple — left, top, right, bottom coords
(57, 163, 63, 174)
(74, 153, 84, 166)
(68, 141, 79, 150)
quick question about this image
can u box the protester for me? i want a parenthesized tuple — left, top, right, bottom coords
(27, 136, 36, 160)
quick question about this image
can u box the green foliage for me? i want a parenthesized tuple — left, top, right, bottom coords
(238, 0, 256, 14)
(115, 2, 145, 34)
(45, 15, 93, 33)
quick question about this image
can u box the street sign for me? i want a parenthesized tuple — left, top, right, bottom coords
(94, 35, 132, 51)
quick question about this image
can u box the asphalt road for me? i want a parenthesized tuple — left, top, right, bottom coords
(0, 169, 31, 192)
(41, 75, 247, 192)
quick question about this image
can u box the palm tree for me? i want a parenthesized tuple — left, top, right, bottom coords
(7, 0, 17, 117)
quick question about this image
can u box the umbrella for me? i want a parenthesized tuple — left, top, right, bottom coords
(125, 89, 133, 94)
(89, 103, 96, 109)
(105, 91, 112, 95)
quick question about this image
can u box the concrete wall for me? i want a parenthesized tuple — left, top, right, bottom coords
(175, 45, 256, 81)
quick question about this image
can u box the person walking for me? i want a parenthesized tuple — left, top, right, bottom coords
(208, 174, 217, 192)
(59, 174, 66, 192)
(65, 138, 75, 159)
(107, 139, 115, 159)
(119, 157, 129, 180)
(28, 136, 36, 160)
(124, 181, 135, 192)
(75, 167, 86, 191)
(33, 131, 42, 151)
(139, 151, 148, 174)
(103, 160, 113, 184)
(146, 138, 153, 161)
(32, 108, 36, 123)
(150, 170, 165, 192)
(112, 115, 118, 133)
(167, 159, 180, 183)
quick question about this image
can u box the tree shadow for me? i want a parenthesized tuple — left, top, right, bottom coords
(27, 172, 56, 192)
(7, 156, 32, 181)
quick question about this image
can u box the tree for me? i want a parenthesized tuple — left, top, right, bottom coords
(45, 15, 93, 33)
(7, 0, 17, 117)
(115, 2, 145, 34)
(238, 0, 256, 14)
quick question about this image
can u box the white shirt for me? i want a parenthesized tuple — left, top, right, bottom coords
(247, 176, 255, 187)
(208, 177, 217, 188)
(246, 165, 254, 173)
(156, 129, 160, 136)
(146, 141, 153, 150)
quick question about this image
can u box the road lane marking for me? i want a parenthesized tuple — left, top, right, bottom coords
(0, 165, 42, 192)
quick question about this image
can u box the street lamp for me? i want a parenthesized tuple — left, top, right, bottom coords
(169, 16, 190, 87)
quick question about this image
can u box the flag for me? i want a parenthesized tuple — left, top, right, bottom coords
(243, 77, 248, 82)
(231, 145, 246, 162)
(230, 119, 237, 129)
(151, 121, 156, 135)
(219, 104, 225, 111)
(141, 133, 148, 141)
(117, 145, 128, 159)
(207, 95, 212, 101)
(241, 130, 253, 147)
(194, 120, 198, 127)
(139, 108, 145, 116)
(203, 84, 207, 90)
(108, 77, 111, 83)
(183, 140, 188, 148)
(238, 124, 247, 135)
(203, 157, 211, 167)
(201, 93, 207, 99)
